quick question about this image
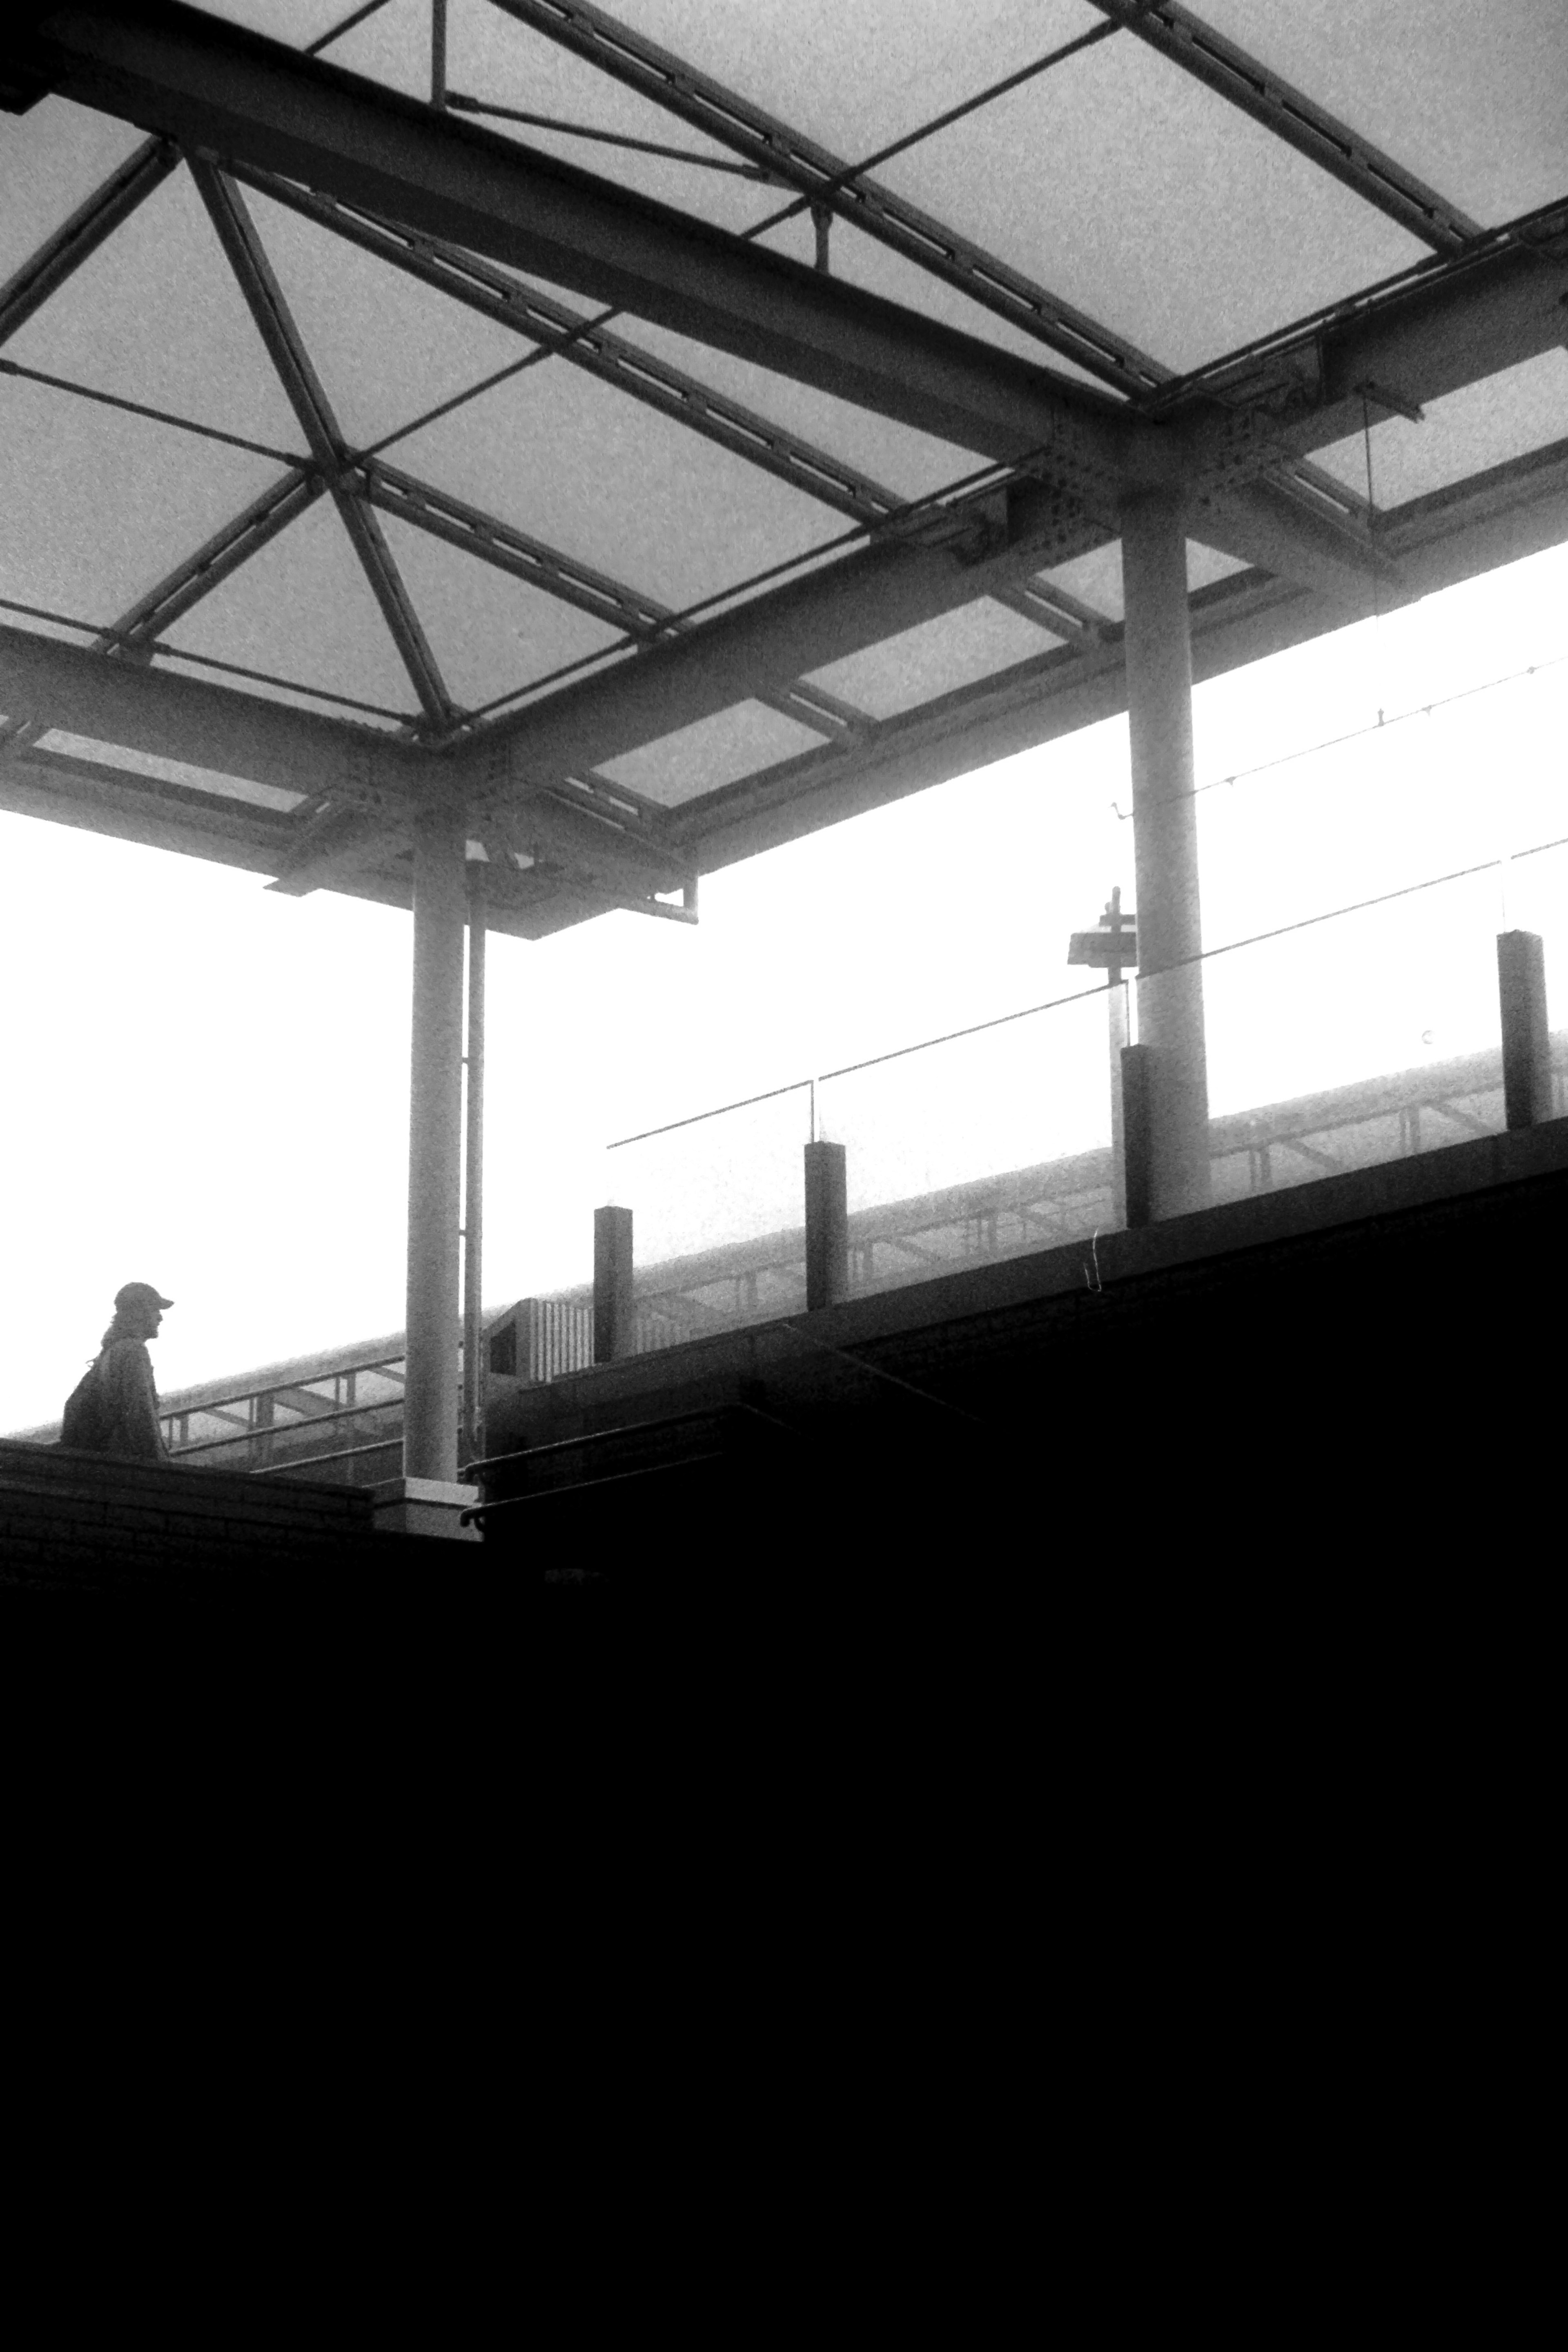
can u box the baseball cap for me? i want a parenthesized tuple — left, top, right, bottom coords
(115, 1281, 174, 1312)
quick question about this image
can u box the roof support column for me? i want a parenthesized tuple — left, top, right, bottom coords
(404, 802, 467, 1483)
(1121, 488, 1210, 1218)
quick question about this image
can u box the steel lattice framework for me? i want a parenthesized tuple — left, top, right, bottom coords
(2, 0, 1566, 938)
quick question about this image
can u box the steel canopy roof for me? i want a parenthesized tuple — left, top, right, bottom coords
(2, 0, 1565, 938)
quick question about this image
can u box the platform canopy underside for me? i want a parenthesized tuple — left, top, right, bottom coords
(2, 0, 1565, 938)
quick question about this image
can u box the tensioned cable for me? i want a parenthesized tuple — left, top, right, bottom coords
(0, 357, 303, 466)
(356, 352, 545, 462)
(773, 1319, 984, 1425)
(1111, 649, 1568, 817)
(306, 0, 392, 56)
(607, 810, 1568, 1150)
(607, 982, 1116, 1147)
(449, 16, 1120, 225)
(737, 16, 1123, 245)
(443, 96, 785, 179)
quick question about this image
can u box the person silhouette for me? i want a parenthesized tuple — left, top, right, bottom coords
(85, 1282, 174, 1461)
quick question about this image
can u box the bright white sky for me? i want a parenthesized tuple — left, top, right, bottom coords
(3, 538, 1565, 1434)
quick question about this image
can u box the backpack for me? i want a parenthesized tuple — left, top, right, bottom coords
(60, 1354, 112, 1452)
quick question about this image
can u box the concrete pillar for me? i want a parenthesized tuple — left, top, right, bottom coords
(1497, 930, 1552, 1129)
(594, 1206, 634, 1363)
(804, 1140, 849, 1309)
(1121, 488, 1210, 1216)
(403, 802, 466, 1482)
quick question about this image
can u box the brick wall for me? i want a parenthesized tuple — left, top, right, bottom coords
(0, 1439, 449, 1594)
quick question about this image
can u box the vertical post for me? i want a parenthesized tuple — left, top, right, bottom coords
(594, 1206, 634, 1363)
(405, 801, 466, 1482)
(1107, 977, 1129, 1227)
(461, 865, 486, 1463)
(1498, 930, 1551, 1129)
(804, 1139, 849, 1310)
(1120, 1043, 1154, 1229)
(1121, 488, 1209, 1217)
(430, 0, 447, 107)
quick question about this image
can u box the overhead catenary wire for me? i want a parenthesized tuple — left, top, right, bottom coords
(608, 764, 1568, 1152)
(1113, 648, 1568, 817)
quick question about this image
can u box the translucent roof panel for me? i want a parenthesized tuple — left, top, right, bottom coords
(393, 359, 849, 612)
(0, 373, 285, 628)
(0, 99, 147, 287)
(1186, 544, 1252, 595)
(596, 700, 828, 806)
(160, 499, 422, 715)
(802, 598, 1062, 721)
(1031, 540, 1254, 624)
(1193, 0, 1568, 229)
(8, 165, 308, 455)
(443, 0, 791, 237)
(603, 0, 1104, 161)
(244, 186, 528, 449)
(374, 514, 627, 706)
(186, 2, 352, 46)
(315, 0, 432, 98)
(1314, 353, 1568, 510)
(604, 314, 988, 500)
(33, 732, 307, 813)
(1036, 545, 1125, 622)
(871, 34, 1426, 374)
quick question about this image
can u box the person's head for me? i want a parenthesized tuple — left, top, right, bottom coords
(113, 1281, 173, 1340)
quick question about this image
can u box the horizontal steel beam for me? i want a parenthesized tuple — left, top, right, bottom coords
(1175, 212, 1568, 487)
(24, 2, 1134, 496)
(459, 479, 1107, 786)
(0, 617, 423, 799)
(683, 459, 1568, 881)
(9, 428, 1565, 927)
(493, 0, 1169, 396)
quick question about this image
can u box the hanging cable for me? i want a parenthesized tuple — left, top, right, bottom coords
(1107, 648, 1567, 818)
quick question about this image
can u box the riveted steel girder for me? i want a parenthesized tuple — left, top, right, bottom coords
(24, 2, 1136, 501)
(490, 0, 1168, 396)
(97, 468, 324, 651)
(0, 133, 178, 343)
(0, 616, 423, 800)
(362, 461, 677, 641)
(1086, 1, 1481, 255)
